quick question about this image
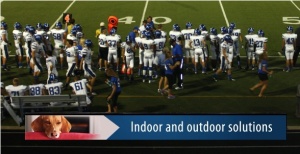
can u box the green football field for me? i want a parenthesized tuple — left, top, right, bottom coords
(1, 1, 300, 127)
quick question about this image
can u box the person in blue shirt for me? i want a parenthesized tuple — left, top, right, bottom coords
(249, 52, 273, 97)
(147, 16, 156, 30)
(106, 68, 121, 112)
(160, 48, 180, 99)
(128, 26, 139, 44)
(170, 39, 184, 90)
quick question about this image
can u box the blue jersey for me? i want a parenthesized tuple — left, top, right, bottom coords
(172, 44, 183, 61)
(128, 31, 136, 44)
(164, 58, 174, 75)
(258, 60, 268, 74)
(110, 76, 121, 93)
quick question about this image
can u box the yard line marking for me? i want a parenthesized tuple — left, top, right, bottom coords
(140, 0, 149, 26)
(50, 0, 76, 29)
(291, 0, 300, 11)
(219, 0, 229, 26)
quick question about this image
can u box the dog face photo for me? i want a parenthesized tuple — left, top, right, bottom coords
(31, 115, 72, 139)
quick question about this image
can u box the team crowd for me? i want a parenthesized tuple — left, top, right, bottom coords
(0, 15, 298, 112)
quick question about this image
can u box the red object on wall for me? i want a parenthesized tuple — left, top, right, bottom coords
(25, 132, 101, 140)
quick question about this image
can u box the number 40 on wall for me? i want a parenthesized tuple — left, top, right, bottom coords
(118, 16, 172, 24)
(283, 17, 300, 24)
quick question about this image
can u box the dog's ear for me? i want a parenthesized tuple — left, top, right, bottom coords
(31, 116, 44, 132)
(61, 116, 72, 132)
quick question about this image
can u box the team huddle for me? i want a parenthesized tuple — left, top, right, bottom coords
(0, 17, 298, 103)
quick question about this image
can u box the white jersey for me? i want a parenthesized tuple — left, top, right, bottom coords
(139, 25, 146, 35)
(36, 30, 46, 38)
(253, 37, 268, 51)
(106, 35, 120, 51)
(12, 29, 23, 44)
(45, 82, 63, 95)
(209, 35, 219, 47)
(245, 34, 259, 48)
(29, 84, 45, 96)
(160, 30, 167, 38)
(81, 47, 92, 65)
(31, 42, 44, 59)
(66, 33, 77, 42)
(154, 38, 166, 51)
(190, 35, 205, 48)
(282, 33, 297, 48)
(181, 29, 194, 48)
(142, 38, 155, 54)
(46, 56, 57, 74)
(5, 85, 27, 97)
(66, 46, 77, 63)
(45, 31, 52, 45)
(23, 31, 32, 42)
(50, 28, 65, 46)
(135, 36, 144, 51)
(201, 30, 209, 38)
(0, 29, 8, 45)
(98, 33, 107, 48)
(229, 35, 238, 53)
(70, 79, 88, 95)
(232, 29, 241, 38)
(169, 30, 183, 45)
(220, 41, 230, 57)
(121, 42, 135, 57)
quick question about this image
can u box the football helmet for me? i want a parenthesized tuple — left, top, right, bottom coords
(224, 35, 232, 42)
(1, 21, 7, 30)
(144, 31, 152, 39)
(145, 24, 152, 31)
(194, 28, 201, 35)
(74, 24, 82, 32)
(36, 23, 43, 30)
(228, 27, 233, 35)
(34, 34, 43, 43)
(14, 22, 22, 30)
(173, 24, 180, 31)
(48, 73, 58, 83)
(84, 39, 93, 48)
(258, 30, 264, 37)
(110, 28, 116, 35)
(186, 22, 192, 29)
(229, 22, 236, 29)
(28, 27, 36, 35)
(25, 24, 31, 31)
(287, 26, 293, 32)
(199, 24, 207, 31)
(55, 22, 62, 29)
(221, 26, 228, 34)
(154, 30, 162, 38)
(44, 23, 50, 31)
(248, 27, 254, 34)
(210, 27, 217, 35)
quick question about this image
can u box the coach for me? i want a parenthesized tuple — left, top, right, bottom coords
(294, 26, 300, 67)
(170, 39, 184, 90)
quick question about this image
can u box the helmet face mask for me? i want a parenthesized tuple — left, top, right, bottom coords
(287, 26, 293, 33)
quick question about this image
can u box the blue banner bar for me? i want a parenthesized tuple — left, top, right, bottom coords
(105, 115, 286, 140)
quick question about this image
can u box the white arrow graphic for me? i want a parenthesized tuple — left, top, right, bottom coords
(96, 115, 119, 140)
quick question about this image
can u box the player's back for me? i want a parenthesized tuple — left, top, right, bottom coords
(45, 82, 63, 95)
(154, 38, 166, 51)
(0, 29, 8, 45)
(253, 37, 268, 50)
(5, 85, 27, 97)
(12, 29, 22, 44)
(232, 29, 241, 37)
(142, 38, 155, 52)
(169, 30, 183, 45)
(66, 46, 77, 63)
(29, 84, 45, 96)
(282, 33, 297, 47)
(81, 48, 92, 64)
(31, 41, 43, 58)
(70, 79, 88, 95)
(245, 34, 258, 48)
(98, 33, 107, 47)
(106, 35, 119, 50)
(50, 29, 65, 45)
(190, 35, 205, 48)
(181, 29, 194, 48)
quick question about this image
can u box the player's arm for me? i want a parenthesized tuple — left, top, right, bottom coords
(122, 47, 125, 63)
(282, 38, 285, 52)
(169, 62, 180, 70)
(31, 49, 36, 65)
(63, 32, 67, 45)
(85, 82, 92, 93)
(263, 42, 267, 52)
(108, 84, 116, 100)
(222, 47, 228, 62)
(189, 40, 193, 48)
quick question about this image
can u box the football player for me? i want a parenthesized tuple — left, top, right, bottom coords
(121, 35, 135, 81)
(64, 39, 79, 89)
(98, 27, 108, 71)
(229, 22, 243, 69)
(244, 27, 258, 70)
(80, 39, 96, 94)
(12, 22, 24, 68)
(28, 81, 46, 104)
(217, 26, 228, 72)
(69, 74, 92, 109)
(35, 23, 48, 53)
(209, 27, 219, 71)
(253, 30, 268, 61)
(169, 24, 183, 47)
(50, 22, 66, 69)
(199, 24, 210, 70)
(106, 28, 121, 71)
(212, 35, 235, 82)
(190, 28, 207, 74)
(44, 23, 54, 53)
(0, 22, 9, 71)
(157, 24, 167, 38)
(135, 30, 146, 77)
(282, 26, 297, 72)
(30, 34, 45, 84)
(45, 50, 58, 84)
(105, 68, 122, 113)
(153, 30, 166, 79)
(44, 75, 64, 106)
(181, 22, 194, 71)
(228, 27, 239, 69)
(5, 78, 28, 108)
(23, 24, 33, 69)
(95, 21, 105, 38)
(138, 20, 147, 36)
(141, 31, 156, 83)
